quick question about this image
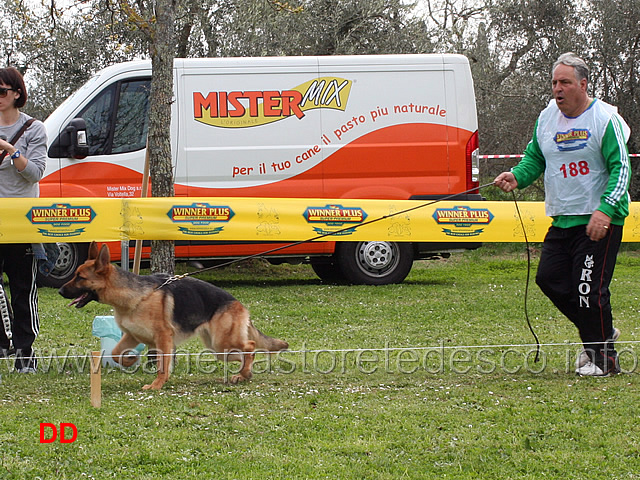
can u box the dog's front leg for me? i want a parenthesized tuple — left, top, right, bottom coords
(143, 333, 174, 390)
(111, 333, 143, 368)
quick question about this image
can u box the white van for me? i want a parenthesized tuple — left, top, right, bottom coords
(40, 54, 480, 286)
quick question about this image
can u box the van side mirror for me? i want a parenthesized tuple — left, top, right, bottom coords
(48, 118, 89, 159)
(64, 118, 89, 159)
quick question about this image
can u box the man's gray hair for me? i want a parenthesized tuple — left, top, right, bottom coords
(553, 52, 589, 83)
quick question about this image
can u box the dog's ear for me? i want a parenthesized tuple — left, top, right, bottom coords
(95, 244, 111, 273)
(88, 241, 99, 260)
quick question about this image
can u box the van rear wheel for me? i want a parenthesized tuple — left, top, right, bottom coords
(335, 241, 413, 285)
(36, 242, 89, 288)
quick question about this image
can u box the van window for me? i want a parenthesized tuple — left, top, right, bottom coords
(79, 78, 151, 156)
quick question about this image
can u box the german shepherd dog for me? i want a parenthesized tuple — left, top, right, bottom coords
(59, 242, 288, 390)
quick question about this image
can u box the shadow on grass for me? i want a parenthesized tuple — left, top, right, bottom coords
(207, 277, 454, 288)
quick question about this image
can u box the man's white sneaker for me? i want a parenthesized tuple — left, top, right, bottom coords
(576, 350, 590, 369)
(16, 366, 37, 374)
(576, 361, 605, 376)
(575, 328, 620, 369)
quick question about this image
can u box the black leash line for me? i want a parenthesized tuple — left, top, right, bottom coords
(511, 190, 541, 362)
(163, 180, 497, 280)
(156, 181, 541, 358)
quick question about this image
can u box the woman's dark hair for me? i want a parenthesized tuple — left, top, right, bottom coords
(0, 67, 27, 108)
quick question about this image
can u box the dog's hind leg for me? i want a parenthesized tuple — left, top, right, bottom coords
(228, 340, 256, 384)
(202, 330, 256, 384)
(202, 301, 258, 384)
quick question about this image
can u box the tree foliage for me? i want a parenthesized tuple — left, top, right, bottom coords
(587, 0, 640, 197)
(2, 0, 639, 197)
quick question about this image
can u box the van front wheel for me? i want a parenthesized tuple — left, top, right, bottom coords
(310, 258, 347, 283)
(335, 241, 413, 285)
(36, 242, 89, 288)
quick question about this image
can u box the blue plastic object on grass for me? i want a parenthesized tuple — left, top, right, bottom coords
(92, 316, 145, 367)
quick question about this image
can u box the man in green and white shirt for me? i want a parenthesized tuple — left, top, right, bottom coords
(495, 52, 631, 376)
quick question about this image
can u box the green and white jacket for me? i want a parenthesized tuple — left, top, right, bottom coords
(512, 99, 631, 228)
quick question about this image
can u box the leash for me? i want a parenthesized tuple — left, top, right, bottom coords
(160, 181, 496, 282)
(512, 191, 540, 362)
(154, 182, 542, 357)
(155, 181, 496, 289)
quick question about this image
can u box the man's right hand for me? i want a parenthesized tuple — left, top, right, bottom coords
(494, 172, 518, 193)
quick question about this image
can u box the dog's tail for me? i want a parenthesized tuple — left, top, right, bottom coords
(252, 326, 289, 352)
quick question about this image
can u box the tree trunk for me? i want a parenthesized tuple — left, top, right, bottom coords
(148, 0, 176, 274)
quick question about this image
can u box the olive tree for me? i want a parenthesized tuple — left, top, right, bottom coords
(103, 0, 178, 273)
(587, 0, 640, 198)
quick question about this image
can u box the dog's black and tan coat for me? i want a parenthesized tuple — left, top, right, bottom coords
(59, 242, 288, 390)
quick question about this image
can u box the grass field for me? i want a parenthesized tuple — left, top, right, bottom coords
(2, 244, 640, 479)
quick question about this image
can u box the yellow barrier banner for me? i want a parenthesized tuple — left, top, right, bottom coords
(2, 197, 640, 243)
